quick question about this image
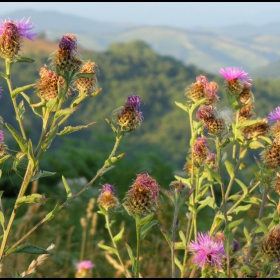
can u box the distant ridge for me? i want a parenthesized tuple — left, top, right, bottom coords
(2, 9, 280, 77)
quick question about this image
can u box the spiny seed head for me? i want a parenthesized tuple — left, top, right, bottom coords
(239, 85, 254, 104)
(204, 117, 226, 135)
(97, 184, 119, 211)
(192, 137, 210, 163)
(239, 103, 255, 122)
(36, 65, 65, 100)
(112, 94, 143, 133)
(261, 142, 280, 169)
(259, 224, 280, 261)
(242, 119, 270, 140)
(75, 60, 99, 93)
(185, 82, 205, 102)
(123, 172, 160, 216)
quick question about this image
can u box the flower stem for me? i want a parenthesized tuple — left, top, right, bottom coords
(135, 215, 141, 278)
(105, 214, 128, 277)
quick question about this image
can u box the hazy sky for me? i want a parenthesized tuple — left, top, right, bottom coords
(1, 2, 280, 28)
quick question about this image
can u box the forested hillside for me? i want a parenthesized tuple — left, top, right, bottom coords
(1, 38, 280, 195)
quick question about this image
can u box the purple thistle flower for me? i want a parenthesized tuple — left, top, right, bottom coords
(196, 75, 208, 86)
(267, 106, 280, 125)
(126, 94, 142, 110)
(189, 232, 226, 268)
(0, 17, 37, 40)
(76, 260, 95, 270)
(219, 67, 252, 86)
(193, 137, 209, 154)
(59, 33, 77, 54)
(99, 183, 118, 197)
(0, 130, 4, 143)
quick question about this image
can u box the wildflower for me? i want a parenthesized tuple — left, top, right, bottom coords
(192, 137, 211, 163)
(75, 60, 98, 93)
(112, 94, 143, 132)
(0, 86, 2, 99)
(189, 232, 226, 268)
(50, 33, 82, 72)
(185, 75, 208, 102)
(97, 184, 119, 211)
(123, 172, 160, 216)
(219, 67, 252, 95)
(242, 118, 270, 140)
(0, 17, 37, 59)
(267, 106, 280, 125)
(259, 224, 280, 261)
(35, 65, 66, 100)
(75, 260, 95, 278)
(196, 105, 216, 120)
(205, 81, 220, 104)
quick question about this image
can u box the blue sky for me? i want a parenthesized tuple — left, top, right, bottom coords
(1, 2, 280, 28)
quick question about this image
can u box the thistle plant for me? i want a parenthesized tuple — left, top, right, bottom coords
(0, 16, 143, 277)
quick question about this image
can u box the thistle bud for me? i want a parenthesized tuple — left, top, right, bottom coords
(97, 184, 119, 211)
(261, 141, 280, 169)
(123, 172, 160, 216)
(242, 118, 270, 140)
(36, 65, 66, 100)
(204, 117, 226, 135)
(75, 60, 98, 93)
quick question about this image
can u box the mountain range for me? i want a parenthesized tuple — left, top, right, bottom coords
(1, 9, 280, 78)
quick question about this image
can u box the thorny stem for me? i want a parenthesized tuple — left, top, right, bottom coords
(3, 133, 124, 257)
(105, 214, 129, 278)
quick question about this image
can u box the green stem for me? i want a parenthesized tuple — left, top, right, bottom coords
(171, 206, 179, 278)
(245, 185, 268, 262)
(232, 109, 239, 160)
(105, 214, 128, 278)
(4, 133, 124, 256)
(5, 59, 26, 139)
(135, 215, 141, 278)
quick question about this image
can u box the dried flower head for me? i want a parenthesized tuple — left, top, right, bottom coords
(123, 172, 160, 216)
(242, 118, 270, 140)
(239, 103, 255, 122)
(75, 60, 98, 93)
(220, 67, 252, 95)
(189, 232, 226, 268)
(112, 94, 143, 132)
(205, 81, 220, 104)
(97, 184, 119, 211)
(50, 33, 82, 73)
(259, 224, 280, 261)
(196, 105, 216, 121)
(261, 141, 280, 169)
(185, 75, 208, 102)
(75, 260, 95, 278)
(0, 17, 37, 59)
(183, 161, 199, 176)
(204, 117, 226, 135)
(192, 137, 211, 163)
(36, 65, 66, 100)
(239, 85, 254, 104)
